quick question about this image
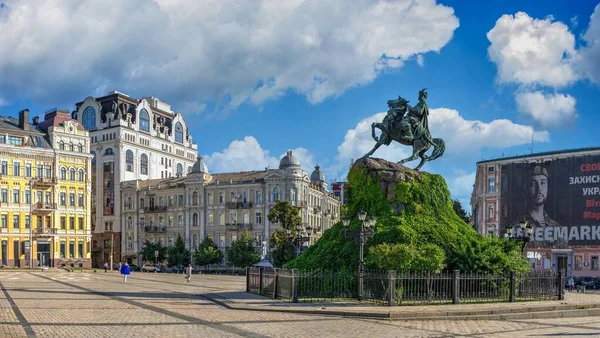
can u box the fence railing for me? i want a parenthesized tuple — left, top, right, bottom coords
(246, 268, 565, 306)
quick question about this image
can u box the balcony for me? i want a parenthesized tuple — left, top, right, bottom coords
(143, 206, 168, 213)
(32, 227, 58, 236)
(225, 223, 253, 231)
(33, 202, 57, 213)
(32, 177, 56, 188)
(144, 225, 167, 233)
(313, 206, 322, 213)
(225, 201, 254, 209)
(300, 201, 307, 207)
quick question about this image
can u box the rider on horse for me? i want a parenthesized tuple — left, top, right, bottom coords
(400, 88, 429, 143)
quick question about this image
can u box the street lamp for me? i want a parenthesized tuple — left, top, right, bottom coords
(342, 210, 376, 301)
(505, 220, 533, 256)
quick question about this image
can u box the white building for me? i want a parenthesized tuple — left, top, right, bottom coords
(71, 91, 198, 267)
(120, 151, 341, 266)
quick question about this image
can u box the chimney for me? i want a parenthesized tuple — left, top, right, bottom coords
(32, 116, 40, 125)
(19, 109, 29, 131)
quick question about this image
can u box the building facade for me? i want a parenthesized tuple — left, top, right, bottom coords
(121, 151, 341, 266)
(0, 109, 92, 267)
(471, 147, 600, 277)
(331, 181, 348, 205)
(71, 91, 198, 267)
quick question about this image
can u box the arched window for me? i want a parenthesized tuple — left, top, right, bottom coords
(188, 166, 192, 173)
(176, 163, 183, 177)
(174, 122, 183, 143)
(69, 168, 76, 180)
(82, 106, 96, 130)
(78, 144, 83, 152)
(69, 142, 74, 152)
(125, 150, 134, 172)
(140, 154, 148, 175)
(192, 191, 199, 205)
(60, 167, 66, 180)
(272, 186, 280, 202)
(104, 148, 113, 156)
(59, 141, 65, 150)
(127, 216, 133, 229)
(139, 108, 150, 132)
(78, 169, 85, 181)
(291, 187, 297, 205)
(192, 212, 199, 226)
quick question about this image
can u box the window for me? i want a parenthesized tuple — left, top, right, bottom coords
(78, 242, 84, 258)
(219, 235, 226, 248)
(192, 212, 199, 227)
(78, 217, 84, 230)
(25, 190, 31, 204)
(178, 195, 183, 206)
(12, 215, 19, 228)
(25, 215, 30, 229)
(69, 217, 75, 230)
(218, 192, 223, 204)
(176, 163, 183, 177)
(219, 213, 225, 225)
(13, 162, 20, 176)
(208, 213, 213, 225)
(592, 256, 599, 271)
(272, 187, 280, 202)
(487, 205, 494, 219)
(256, 212, 262, 225)
(207, 193, 213, 205)
(488, 177, 495, 193)
(45, 166, 52, 178)
(192, 192, 199, 205)
(168, 216, 173, 227)
(82, 106, 96, 130)
(193, 234, 198, 248)
(1, 161, 7, 175)
(174, 122, 184, 143)
(78, 144, 83, 152)
(139, 108, 150, 132)
(104, 148, 113, 156)
(0, 215, 6, 228)
(291, 187, 297, 205)
(488, 166, 495, 172)
(8, 136, 23, 145)
(125, 150, 134, 172)
(575, 256, 583, 270)
(60, 192, 66, 205)
(12, 189, 19, 203)
(69, 193, 75, 206)
(1, 189, 8, 203)
(140, 154, 148, 175)
(36, 164, 43, 178)
(78, 169, 85, 181)
(60, 216, 66, 230)
(230, 212, 237, 224)
(60, 167, 66, 180)
(69, 168, 76, 181)
(243, 212, 249, 224)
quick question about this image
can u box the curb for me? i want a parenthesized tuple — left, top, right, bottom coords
(203, 294, 600, 321)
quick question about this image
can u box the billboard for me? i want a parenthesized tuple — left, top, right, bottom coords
(499, 154, 600, 245)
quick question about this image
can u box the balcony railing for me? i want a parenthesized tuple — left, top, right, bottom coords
(32, 177, 57, 187)
(143, 206, 168, 213)
(225, 223, 253, 231)
(144, 226, 167, 233)
(33, 202, 57, 212)
(32, 227, 58, 236)
(225, 201, 254, 209)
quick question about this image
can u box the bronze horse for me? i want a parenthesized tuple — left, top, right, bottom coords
(362, 95, 445, 170)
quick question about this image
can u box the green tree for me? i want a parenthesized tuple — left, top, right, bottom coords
(268, 200, 302, 267)
(227, 231, 260, 268)
(139, 240, 167, 263)
(452, 199, 471, 223)
(193, 237, 223, 270)
(167, 233, 190, 268)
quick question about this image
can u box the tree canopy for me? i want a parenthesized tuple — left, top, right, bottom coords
(452, 199, 471, 223)
(268, 200, 302, 267)
(167, 233, 190, 267)
(193, 237, 223, 268)
(140, 240, 167, 263)
(227, 231, 260, 268)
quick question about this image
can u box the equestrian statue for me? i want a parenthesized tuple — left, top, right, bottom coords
(362, 88, 445, 170)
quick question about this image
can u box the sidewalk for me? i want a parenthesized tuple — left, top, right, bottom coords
(203, 290, 600, 320)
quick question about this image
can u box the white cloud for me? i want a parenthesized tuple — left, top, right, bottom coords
(0, 0, 459, 110)
(446, 171, 476, 210)
(203, 136, 315, 174)
(575, 4, 600, 83)
(428, 108, 550, 153)
(487, 12, 578, 87)
(515, 91, 577, 128)
(0, 97, 8, 107)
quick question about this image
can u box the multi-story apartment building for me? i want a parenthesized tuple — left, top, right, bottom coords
(121, 151, 341, 266)
(471, 147, 600, 277)
(71, 91, 198, 268)
(331, 181, 348, 205)
(0, 109, 92, 267)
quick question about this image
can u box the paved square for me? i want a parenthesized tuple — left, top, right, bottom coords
(0, 271, 599, 337)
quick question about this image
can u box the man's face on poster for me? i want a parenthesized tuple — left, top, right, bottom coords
(529, 174, 548, 206)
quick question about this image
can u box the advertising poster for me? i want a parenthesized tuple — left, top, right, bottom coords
(499, 154, 600, 245)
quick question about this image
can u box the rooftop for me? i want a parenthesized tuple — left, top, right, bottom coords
(477, 146, 600, 165)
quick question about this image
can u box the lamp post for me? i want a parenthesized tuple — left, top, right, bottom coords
(342, 210, 376, 301)
(505, 220, 533, 257)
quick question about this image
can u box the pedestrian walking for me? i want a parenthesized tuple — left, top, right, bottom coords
(118, 262, 122, 272)
(103, 262, 108, 273)
(567, 277, 575, 292)
(185, 264, 193, 283)
(120, 262, 131, 283)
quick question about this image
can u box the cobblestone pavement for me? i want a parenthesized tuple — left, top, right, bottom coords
(0, 271, 599, 337)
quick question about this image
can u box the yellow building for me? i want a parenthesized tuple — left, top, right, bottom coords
(0, 109, 92, 267)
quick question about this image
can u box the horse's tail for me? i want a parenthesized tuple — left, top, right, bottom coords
(429, 138, 445, 161)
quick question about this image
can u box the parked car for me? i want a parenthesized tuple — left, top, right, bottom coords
(141, 264, 161, 273)
(129, 264, 139, 272)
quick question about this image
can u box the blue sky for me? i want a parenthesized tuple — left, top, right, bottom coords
(1, 0, 599, 211)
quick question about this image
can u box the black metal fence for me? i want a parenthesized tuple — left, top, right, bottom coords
(246, 267, 565, 306)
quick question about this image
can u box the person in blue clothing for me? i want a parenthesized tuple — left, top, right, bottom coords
(120, 262, 131, 283)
